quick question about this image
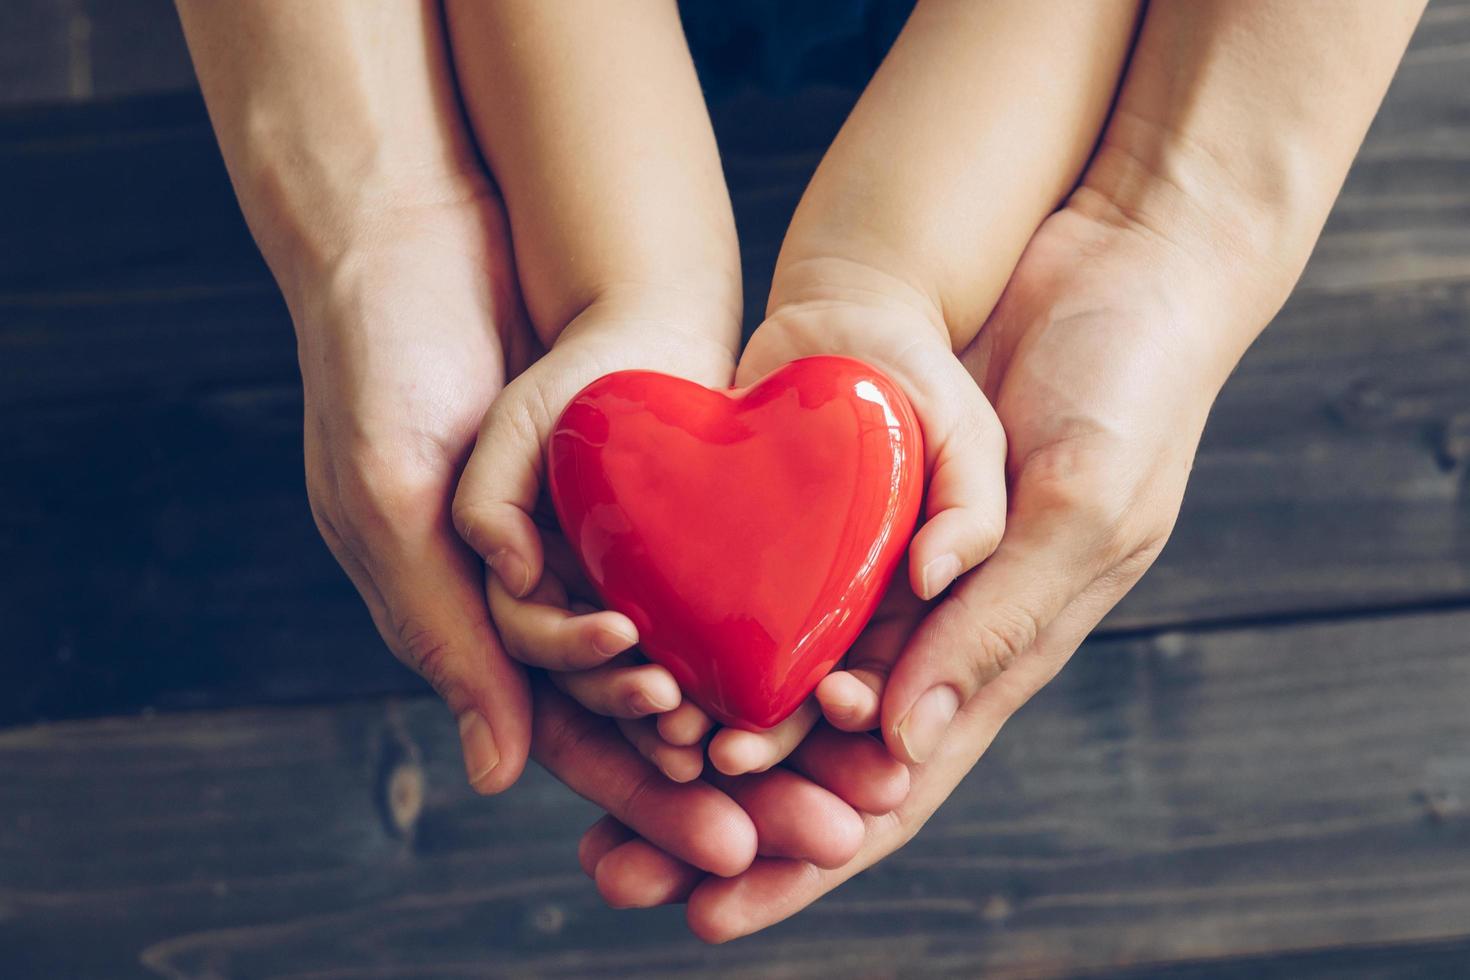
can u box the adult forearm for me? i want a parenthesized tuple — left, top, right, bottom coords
(1074, 0, 1428, 348)
(175, 0, 486, 296)
(446, 0, 741, 346)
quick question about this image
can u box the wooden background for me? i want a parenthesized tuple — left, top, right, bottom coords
(2, 1, 1469, 976)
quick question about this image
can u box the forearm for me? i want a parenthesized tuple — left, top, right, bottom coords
(768, 0, 1141, 342)
(446, 0, 741, 348)
(1074, 0, 1427, 345)
(176, 1, 486, 297)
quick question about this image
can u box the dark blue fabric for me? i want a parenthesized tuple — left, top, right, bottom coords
(679, 0, 915, 95)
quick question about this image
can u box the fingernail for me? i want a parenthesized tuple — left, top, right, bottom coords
(457, 711, 500, 789)
(594, 625, 638, 658)
(488, 549, 531, 597)
(920, 554, 962, 600)
(897, 685, 960, 764)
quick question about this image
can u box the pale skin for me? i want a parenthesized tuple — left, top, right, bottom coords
(177, 0, 903, 878)
(179, 0, 1426, 942)
(581, 0, 1429, 940)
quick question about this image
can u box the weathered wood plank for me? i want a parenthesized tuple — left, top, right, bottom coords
(2, 608, 1468, 977)
(1, 3, 1468, 728)
(81, 0, 196, 102)
(0, 0, 76, 106)
(1086, 936, 1470, 980)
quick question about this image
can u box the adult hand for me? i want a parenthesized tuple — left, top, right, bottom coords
(589, 195, 1255, 939)
(295, 192, 536, 794)
(177, 0, 548, 795)
(643, 0, 1426, 939)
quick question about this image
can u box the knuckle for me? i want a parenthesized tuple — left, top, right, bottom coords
(972, 615, 1033, 680)
(1024, 456, 1110, 524)
(393, 615, 460, 698)
(304, 463, 357, 549)
(306, 486, 349, 551)
(871, 808, 917, 849)
(1100, 493, 1181, 574)
(1105, 526, 1171, 587)
(1020, 444, 1133, 544)
(336, 443, 444, 531)
(450, 496, 488, 548)
(966, 509, 1006, 559)
(484, 377, 552, 454)
(948, 600, 1038, 693)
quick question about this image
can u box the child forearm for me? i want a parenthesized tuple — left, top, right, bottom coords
(768, 0, 1142, 343)
(446, 0, 741, 347)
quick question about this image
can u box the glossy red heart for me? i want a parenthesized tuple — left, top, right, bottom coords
(548, 355, 923, 730)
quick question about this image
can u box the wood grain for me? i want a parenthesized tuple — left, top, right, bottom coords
(1, 3, 1469, 976)
(3, 8, 1470, 724)
(2, 607, 1468, 977)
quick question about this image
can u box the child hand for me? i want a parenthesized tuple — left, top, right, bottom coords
(451, 293, 737, 782)
(677, 280, 1010, 776)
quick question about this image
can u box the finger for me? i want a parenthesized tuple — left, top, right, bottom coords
(532, 680, 756, 877)
(617, 716, 704, 783)
(542, 527, 600, 603)
(687, 578, 1137, 942)
(332, 489, 532, 797)
(594, 840, 703, 908)
(453, 329, 734, 599)
(687, 857, 814, 944)
(452, 376, 557, 598)
(815, 670, 881, 732)
(789, 725, 910, 815)
(707, 700, 821, 776)
(577, 815, 634, 877)
(487, 562, 639, 670)
(881, 462, 1116, 765)
(657, 701, 715, 746)
(553, 658, 682, 718)
(815, 587, 924, 732)
(708, 768, 865, 869)
(907, 365, 1008, 600)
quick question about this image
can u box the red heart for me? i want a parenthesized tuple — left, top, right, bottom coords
(549, 355, 923, 730)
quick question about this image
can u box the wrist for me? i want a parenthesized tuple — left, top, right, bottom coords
(766, 255, 951, 349)
(238, 150, 496, 304)
(556, 280, 743, 363)
(1072, 112, 1338, 328)
(743, 261, 957, 387)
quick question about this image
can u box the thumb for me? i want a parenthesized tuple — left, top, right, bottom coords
(880, 465, 1113, 764)
(343, 503, 533, 794)
(452, 368, 561, 598)
(904, 353, 1007, 600)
